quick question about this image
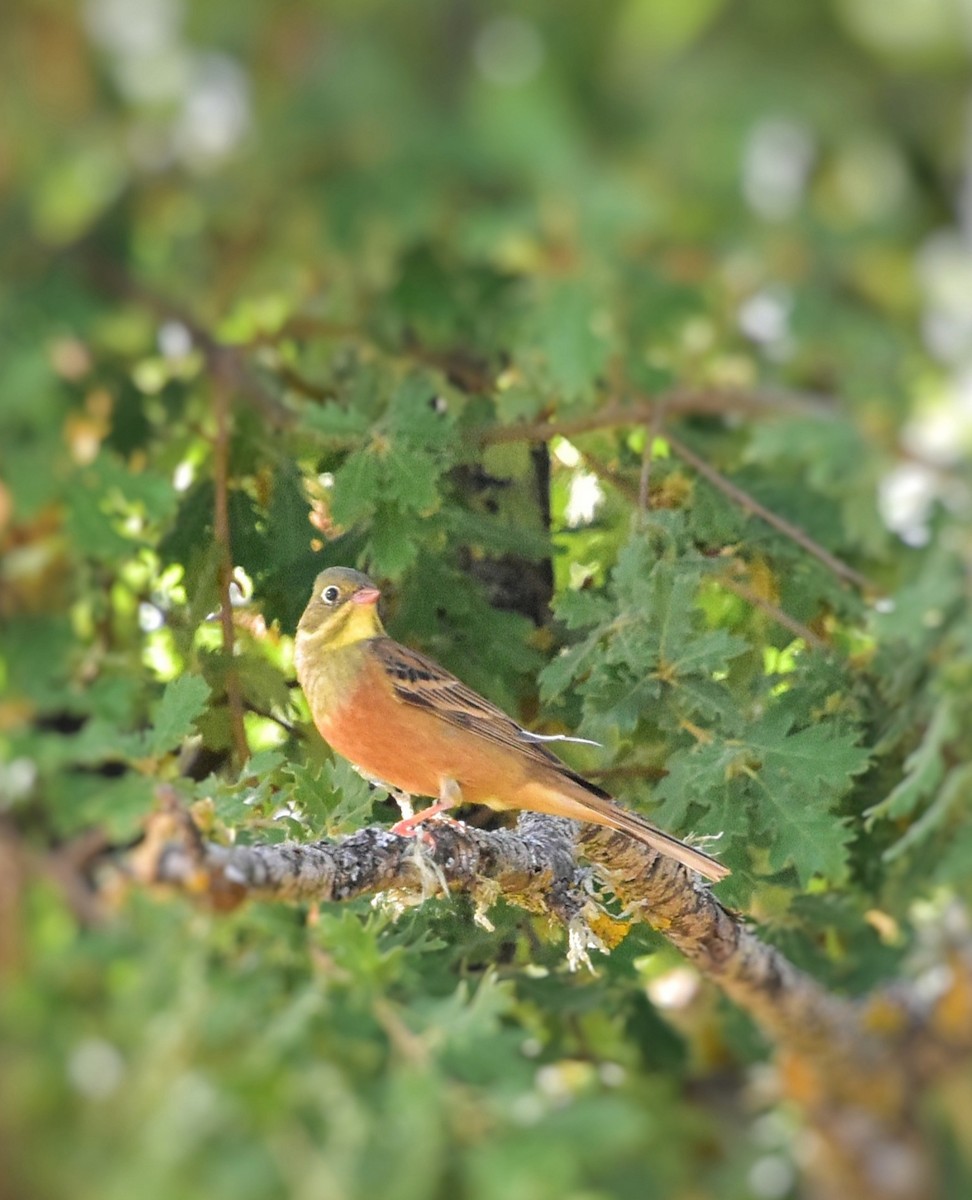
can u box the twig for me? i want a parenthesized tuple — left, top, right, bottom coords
(579, 446, 651, 509)
(211, 364, 250, 766)
(663, 430, 875, 593)
(244, 703, 302, 738)
(81, 258, 841, 455)
(79, 256, 293, 429)
(716, 568, 830, 651)
(275, 362, 337, 403)
(637, 402, 665, 523)
(245, 317, 360, 347)
(478, 389, 834, 447)
(0, 819, 28, 976)
(477, 379, 873, 595)
(583, 449, 833, 651)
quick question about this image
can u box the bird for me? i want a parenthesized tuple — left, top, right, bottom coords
(294, 566, 729, 882)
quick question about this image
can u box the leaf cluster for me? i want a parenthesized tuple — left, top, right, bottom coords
(4, 0, 972, 1197)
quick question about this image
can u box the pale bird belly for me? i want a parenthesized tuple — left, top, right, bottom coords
(318, 698, 520, 809)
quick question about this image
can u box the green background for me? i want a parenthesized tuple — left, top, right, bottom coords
(3, 1, 972, 1196)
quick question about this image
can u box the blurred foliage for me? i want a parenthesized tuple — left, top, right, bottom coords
(3, 0, 972, 1197)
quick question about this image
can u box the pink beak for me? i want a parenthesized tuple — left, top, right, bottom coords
(352, 587, 381, 606)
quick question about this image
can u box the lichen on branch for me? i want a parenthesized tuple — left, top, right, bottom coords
(128, 793, 972, 1200)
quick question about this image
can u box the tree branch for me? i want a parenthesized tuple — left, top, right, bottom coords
(78, 255, 294, 429)
(717, 566, 830, 651)
(211, 364, 250, 767)
(127, 796, 972, 1200)
(663, 430, 875, 593)
(77, 255, 842, 447)
(583, 448, 834, 651)
(477, 390, 835, 446)
(130, 797, 601, 957)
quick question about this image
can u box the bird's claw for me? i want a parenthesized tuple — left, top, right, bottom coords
(393, 823, 437, 849)
(390, 785, 459, 840)
(391, 802, 462, 847)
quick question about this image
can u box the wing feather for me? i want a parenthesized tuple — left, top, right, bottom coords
(370, 637, 576, 776)
(368, 638, 730, 882)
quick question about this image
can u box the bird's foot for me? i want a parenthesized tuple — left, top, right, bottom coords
(391, 797, 454, 839)
(391, 779, 464, 842)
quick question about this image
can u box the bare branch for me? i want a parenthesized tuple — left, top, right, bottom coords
(579, 826, 937, 1200)
(211, 364, 250, 767)
(717, 566, 830, 651)
(275, 361, 338, 403)
(79, 256, 294, 429)
(476, 385, 876, 598)
(478, 389, 834, 447)
(663, 430, 875, 593)
(127, 798, 972, 1200)
(583, 450, 834, 651)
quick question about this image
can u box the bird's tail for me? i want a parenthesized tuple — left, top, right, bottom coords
(522, 779, 730, 882)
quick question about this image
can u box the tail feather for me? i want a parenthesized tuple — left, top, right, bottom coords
(524, 780, 730, 882)
(588, 798, 730, 881)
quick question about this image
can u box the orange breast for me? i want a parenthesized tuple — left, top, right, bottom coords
(316, 655, 529, 808)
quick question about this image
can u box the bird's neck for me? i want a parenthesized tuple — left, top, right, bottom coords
(324, 602, 385, 649)
(295, 605, 385, 718)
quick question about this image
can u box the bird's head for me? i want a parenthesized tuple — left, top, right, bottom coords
(296, 567, 386, 650)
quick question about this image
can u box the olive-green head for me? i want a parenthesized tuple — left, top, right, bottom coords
(296, 567, 385, 649)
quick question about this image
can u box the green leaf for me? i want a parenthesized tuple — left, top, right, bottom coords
(244, 748, 286, 779)
(300, 402, 372, 438)
(445, 508, 551, 561)
(666, 626, 748, 678)
(365, 510, 422, 578)
(286, 756, 383, 835)
(550, 587, 614, 632)
(652, 738, 750, 831)
(1, 617, 74, 709)
(228, 488, 267, 576)
(539, 636, 602, 705)
(326, 753, 386, 830)
(141, 675, 211, 758)
(158, 480, 215, 568)
(235, 652, 294, 716)
(50, 771, 156, 840)
(934, 818, 972, 887)
(746, 709, 870, 802)
(746, 709, 869, 884)
(866, 697, 957, 824)
(655, 709, 869, 884)
(66, 483, 132, 560)
(330, 448, 381, 526)
(266, 461, 312, 568)
(526, 279, 610, 401)
(383, 444, 441, 514)
(206, 748, 287, 825)
(387, 374, 458, 448)
(94, 453, 180, 527)
(415, 972, 516, 1051)
(883, 762, 972, 862)
(763, 801, 856, 886)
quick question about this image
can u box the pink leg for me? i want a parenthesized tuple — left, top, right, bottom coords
(391, 779, 462, 837)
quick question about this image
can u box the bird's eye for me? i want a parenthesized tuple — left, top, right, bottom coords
(322, 585, 341, 605)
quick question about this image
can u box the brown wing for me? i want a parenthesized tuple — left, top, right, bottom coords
(369, 638, 730, 882)
(369, 636, 578, 777)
